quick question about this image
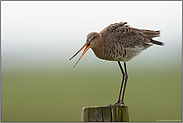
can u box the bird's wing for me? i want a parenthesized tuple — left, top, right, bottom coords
(100, 22, 161, 48)
(100, 22, 128, 38)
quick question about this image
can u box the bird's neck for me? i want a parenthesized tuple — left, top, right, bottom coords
(91, 38, 104, 59)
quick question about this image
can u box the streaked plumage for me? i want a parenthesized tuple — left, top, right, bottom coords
(86, 22, 163, 62)
(70, 21, 163, 105)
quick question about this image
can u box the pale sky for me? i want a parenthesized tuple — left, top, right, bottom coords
(1, 1, 182, 69)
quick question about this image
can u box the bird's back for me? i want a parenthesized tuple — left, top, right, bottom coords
(99, 22, 163, 62)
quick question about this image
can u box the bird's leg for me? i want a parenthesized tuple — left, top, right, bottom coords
(120, 62, 128, 104)
(114, 61, 125, 105)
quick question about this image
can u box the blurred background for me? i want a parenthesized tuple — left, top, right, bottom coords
(1, 1, 182, 122)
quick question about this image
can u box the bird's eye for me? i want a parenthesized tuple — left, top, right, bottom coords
(93, 36, 96, 39)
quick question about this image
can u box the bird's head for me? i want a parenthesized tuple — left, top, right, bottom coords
(69, 32, 102, 67)
(86, 32, 102, 49)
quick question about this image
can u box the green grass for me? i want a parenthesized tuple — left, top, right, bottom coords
(1, 65, 182, 122)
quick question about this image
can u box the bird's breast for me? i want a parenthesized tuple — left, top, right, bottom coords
(95, 43, 143, 62)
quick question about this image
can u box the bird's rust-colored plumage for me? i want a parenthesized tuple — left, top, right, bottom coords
(70, 21, 163, 66)
(69, 21, 163, 105)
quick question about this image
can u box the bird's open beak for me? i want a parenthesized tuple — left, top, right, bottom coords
(69, 42, 91, 67)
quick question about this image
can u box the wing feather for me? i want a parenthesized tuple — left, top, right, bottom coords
(100, 22, 162, 48)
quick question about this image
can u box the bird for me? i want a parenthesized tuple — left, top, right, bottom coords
(69, 21, 163, 105)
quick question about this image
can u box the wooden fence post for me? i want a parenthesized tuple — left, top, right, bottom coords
(81, 105, 129, 122)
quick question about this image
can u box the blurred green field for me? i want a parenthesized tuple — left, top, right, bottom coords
(1, 64, 182, 122)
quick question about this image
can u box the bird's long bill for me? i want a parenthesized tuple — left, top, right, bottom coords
(69, 42, 90, 67)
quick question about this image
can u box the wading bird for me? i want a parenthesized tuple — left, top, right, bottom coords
(69, 21, 163, 105)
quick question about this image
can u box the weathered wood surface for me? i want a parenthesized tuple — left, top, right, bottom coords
(81, 105, 129, 122)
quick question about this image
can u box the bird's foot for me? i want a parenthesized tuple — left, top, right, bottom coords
(108, 100, 125, 106)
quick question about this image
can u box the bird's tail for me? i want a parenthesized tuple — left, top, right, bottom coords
(150, 39, 163, 46)
(141, 30, 160, 38)
(141, 30, 163, 46)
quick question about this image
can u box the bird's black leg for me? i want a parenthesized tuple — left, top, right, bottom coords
(120, 62, 128, 104)
(115, 61, 125, 105)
